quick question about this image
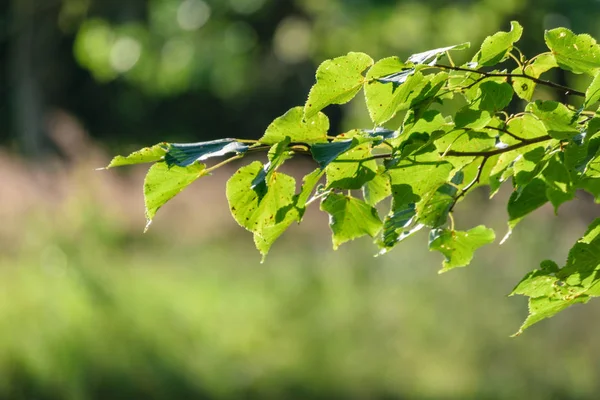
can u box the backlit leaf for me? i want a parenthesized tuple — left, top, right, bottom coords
(105, 144, 167, 168)
(305, 52, 374, 119)
(320, 193, 382, 249)
(365, 57, 426, 124)
(503, 178, 549, 243)
(261, 107, 329, 145)
(144, 162, 207, 228)
(226, 161, 299, 258)
(526, 100, 579, 140)
(429, 225, 496, 272)
(363, 167, 392, 206)
(512, 53, 557, 101)
(584, 72, 600, 108)
(545, 27, 600, 75)
(325, 144, 377, 190)
(474, 21, 523, 67)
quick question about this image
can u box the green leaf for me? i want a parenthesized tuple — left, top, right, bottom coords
(511, 221, 600, 335)
(105, 144, 167, 168)
(401, 109, 451, 137)
(304, 52, 374, 119)
(512, 54, 557, 101)
(584, 72, 600, 109)
(387, 161, 454, 201)
(514, 295, 590, 336)
(378, 161, 453, 251)
(320, 193, 382, 250)
(252, 137, 293, 193)
(325, 143, 377, 190)
(379, 203, 421, 252)
(362, 167, 391, 206)
(556, 218, 600, 286)
(510, 266, 561, 298)
(512, 146, 547, 187)
(470, 81, 514, 113)
(416, 182, 457, 228)
(505, 113, 549, 140)
(526, 100, 579, 140)
(261, 107, 329, 145)
(487, 115, 552, 194)
(364, 57, 426, 124)
(544, 27, 600, 75)
(473, 21, 523, 67)
(226, 161, 299, 258)
(311, 139, 356, 168)
(429, 225, 496, 272)
(541, 154, 575, 212)
(165, 139, 248, 167)
(295, 168, 325, 217)
(454, 108, 492, 130)
(144, 162, 207, 229)
(503, 178, 549, 243)
(407, 43, 470, 66)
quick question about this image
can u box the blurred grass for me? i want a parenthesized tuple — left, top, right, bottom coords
(2, 146, 600, 399)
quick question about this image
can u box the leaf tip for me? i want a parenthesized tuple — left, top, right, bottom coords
(500, 228, 512, 245)
(144, 219, 153, 233)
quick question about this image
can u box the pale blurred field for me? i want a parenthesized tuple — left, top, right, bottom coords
(1, 119, 600, 399)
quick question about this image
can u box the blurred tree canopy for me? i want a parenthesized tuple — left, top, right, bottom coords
(3, 0, 600, 156)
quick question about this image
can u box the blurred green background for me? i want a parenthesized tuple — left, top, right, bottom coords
(2, 0, 600, 398)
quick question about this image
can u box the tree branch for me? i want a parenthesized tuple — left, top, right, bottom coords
(435, 64, 585, 98)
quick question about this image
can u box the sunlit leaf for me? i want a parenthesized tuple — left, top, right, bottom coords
(512, 54, 557, 100)
(364, 57, 426, 124)
(226, 161, 299, 258)
(261, 107, 329, 145)
(545, 27, 600, 75)
(526, 100, 579, 140)
(473, 21, 523, 66)
(471, 81, 514, 113)
(503, 178, 549, 243)
(585, 72, 600, 108)
(144, 162, 207, 228)
(429, 225, 495, 272)
(320, 193, 382, 249)
(363, 167, 392, 206)
(105, 144, 167, 168)
(325, 143, 377, 190)
(514, 295, 590, 336)
(304, 52, 374, 119)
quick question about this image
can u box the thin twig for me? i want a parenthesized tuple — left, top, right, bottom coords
(484, 125, 527, 142)
(435, 64, 585, 97)
(449, 155, 489, 212)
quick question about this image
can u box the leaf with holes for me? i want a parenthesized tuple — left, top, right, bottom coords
(429, 225, 496, 272)
(545, 27, 600, 75)
(226, 161, 299, 258)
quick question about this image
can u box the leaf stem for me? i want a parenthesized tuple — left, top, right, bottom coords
(205, 154, 245, 173)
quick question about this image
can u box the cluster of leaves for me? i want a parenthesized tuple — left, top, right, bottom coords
(105, 22, 600, 334)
